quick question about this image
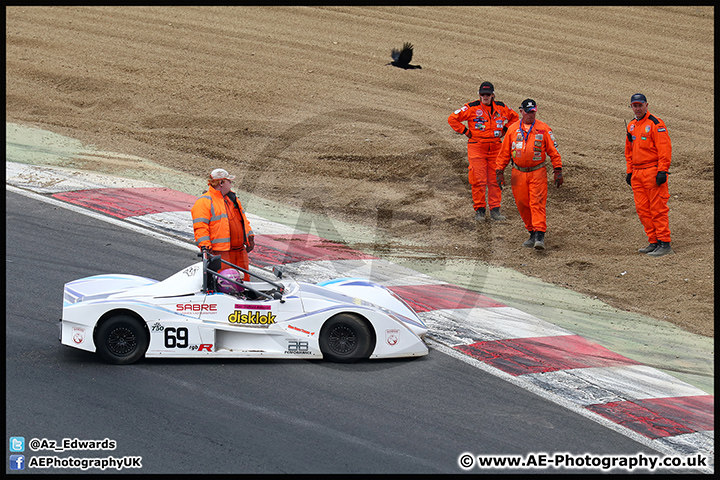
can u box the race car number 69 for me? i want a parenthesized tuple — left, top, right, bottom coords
(164, 327, 188, 348)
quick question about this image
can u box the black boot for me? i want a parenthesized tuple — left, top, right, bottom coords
(638, 243, 658, 254)
(534, 231, 545, 250)
(490, 207, 506, 221)
(474, 208, 486, 222)
(523, 231, 535, 248)
(647, 241, 674, 257)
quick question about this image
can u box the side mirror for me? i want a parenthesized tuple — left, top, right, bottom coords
(272, 266, 284, 279)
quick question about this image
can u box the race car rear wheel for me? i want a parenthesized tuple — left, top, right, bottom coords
(95, 314, 148, 365)
(319, 313, 374, 363)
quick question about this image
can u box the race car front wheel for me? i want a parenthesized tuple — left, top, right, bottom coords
(319, 313, 375, 363)
(95, 314, 149, 365)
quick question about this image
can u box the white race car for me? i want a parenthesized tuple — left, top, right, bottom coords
(59, 254, 428, 364)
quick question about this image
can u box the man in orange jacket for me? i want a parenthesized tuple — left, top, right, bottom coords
(625, 93, 673, 257)
(448, 81, 518, 222)
(495, 99, 563, 250)
(191, 168, 255, 280)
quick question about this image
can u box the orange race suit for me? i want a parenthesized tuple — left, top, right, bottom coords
(191, 187, 254, 280)
(496, 119, 562, 233)
(448, 100, 518, 211)
(625, 111, 672, 243)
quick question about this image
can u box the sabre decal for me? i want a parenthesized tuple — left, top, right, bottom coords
(176, 303, 218, 312)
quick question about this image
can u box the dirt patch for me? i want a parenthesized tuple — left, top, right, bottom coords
(6, 6, 713, 336)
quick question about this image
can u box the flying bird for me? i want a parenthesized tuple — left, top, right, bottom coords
(387, 42, 422, 69)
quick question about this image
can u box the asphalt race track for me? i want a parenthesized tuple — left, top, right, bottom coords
(5, 190, 701, 474)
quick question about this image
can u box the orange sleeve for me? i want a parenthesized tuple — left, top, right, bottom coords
(448, 104, 470, 134)
(545, 128, 562, 169)
(625, 122, 634, 174)
(654, 120, 672, 171)
(496, 123, 516, 170)
(507, 107, 519, 128)
(190, 196, 212, 249)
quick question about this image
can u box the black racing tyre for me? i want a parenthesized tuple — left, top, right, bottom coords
(319, 313, 375, 363)
(95, 315, 148, 365)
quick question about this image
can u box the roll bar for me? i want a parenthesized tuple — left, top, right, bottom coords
(199, 251, 285, 301)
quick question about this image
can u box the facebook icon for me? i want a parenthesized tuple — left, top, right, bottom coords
(10, 455, 25, 470)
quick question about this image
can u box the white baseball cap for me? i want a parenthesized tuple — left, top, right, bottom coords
(210, 168, 235, 180)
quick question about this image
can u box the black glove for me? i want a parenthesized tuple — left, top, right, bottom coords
(201, 246, 213, 257)
(553, 168, 563, 188)
(656, 171, 667, 185)
(626, 173, 632, 186)
(496, 169, 505, 189)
